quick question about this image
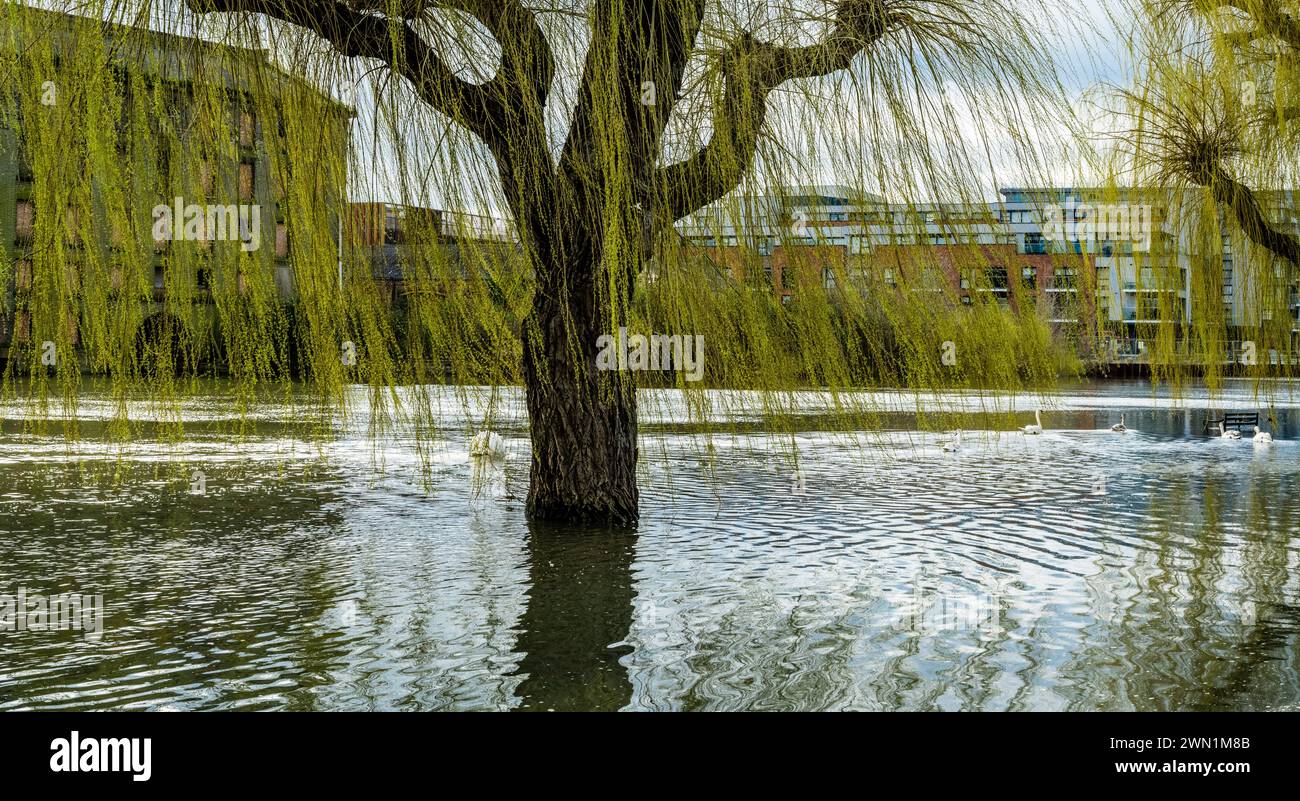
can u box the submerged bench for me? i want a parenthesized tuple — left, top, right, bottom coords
(1204, 411, 1259, 434)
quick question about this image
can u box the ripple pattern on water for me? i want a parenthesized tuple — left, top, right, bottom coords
(2, 383, 1299, 710)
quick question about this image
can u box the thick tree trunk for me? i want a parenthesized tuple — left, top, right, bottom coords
(522, 254, 639, 524)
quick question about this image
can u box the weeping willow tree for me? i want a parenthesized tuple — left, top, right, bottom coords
(1111, 0, 1300, 391)
(0, 0, 1083, 524)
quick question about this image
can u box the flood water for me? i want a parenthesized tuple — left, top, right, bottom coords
(2, 379, 1299, 711)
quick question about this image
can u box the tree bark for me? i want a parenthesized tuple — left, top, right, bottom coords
(522, 250, 639, 524)
(183, 0, 905, 527)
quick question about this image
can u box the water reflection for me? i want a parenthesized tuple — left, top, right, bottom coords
(512, 522, 636, 712)
(0, 460, 355, 710)
(2, 380, 1300, 710)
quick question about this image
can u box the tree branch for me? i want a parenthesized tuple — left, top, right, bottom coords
(438, 1, 554, 111)
(1222, 0, 1300, 50)
(653, 0, 901, 225)
(1207, 165, 1300, 265)
(559, 2, 706, 208)
(186, 0, 557, 244)
(188, 1, 512, 137)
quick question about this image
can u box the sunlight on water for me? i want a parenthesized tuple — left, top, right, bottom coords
(2, 380, 1298, 710)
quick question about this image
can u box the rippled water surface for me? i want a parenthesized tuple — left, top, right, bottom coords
(3, 380, 1300, 711)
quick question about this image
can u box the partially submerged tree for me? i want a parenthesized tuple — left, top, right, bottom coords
(175, 0, 1066, 522)
(2, 1, 1076, 522)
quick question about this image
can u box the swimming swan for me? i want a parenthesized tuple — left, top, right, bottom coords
(1219, 422, 1241, 440)
(942, 431, 962, 452)
(1021, 409, 1043, 435)
(1253, 426, 1273, 444)
(1110, 414, 1127, 433)
(469, 431, 509, 459)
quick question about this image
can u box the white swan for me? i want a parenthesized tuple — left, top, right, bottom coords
(1253, 425, 1273, 444)
(469, 430, 509, 459)
(1110, 414, 1127, 433)
(942, 431, 962, 452)
(1021, 409, 1043, 435)
(1219, 421, 1241, 440)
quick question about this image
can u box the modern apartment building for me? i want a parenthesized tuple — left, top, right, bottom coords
(677, 185, 1093, 323)
(678, 184, 1300, 355)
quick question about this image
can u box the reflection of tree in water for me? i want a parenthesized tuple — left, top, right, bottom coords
(512, 521, 637, 711)
(1191, 453, 1300, 710)
(1062, 456, 1300, 710)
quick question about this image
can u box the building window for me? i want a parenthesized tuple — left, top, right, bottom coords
(239, 162, 255, 200)
(16, 201, 34, 244)
(109, 217, 127, 250)
(13, 310, 31, 342)
(17, 145, 34, 182)
(15, 259, 32, 291)
(200, 161, 216, 196)
(239, 110, 255, 148)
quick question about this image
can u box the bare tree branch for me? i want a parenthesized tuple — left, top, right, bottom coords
(1221, 0, 1300, 50)
(560, 1, 706, 185)
(186, 0, 557, 235)
(186, 1, 502, 137)
(1207, 166, 1300, 265)
(653, 0, 903, 225)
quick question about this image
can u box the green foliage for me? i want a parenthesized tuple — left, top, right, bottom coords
(0, 1, 1114, 480)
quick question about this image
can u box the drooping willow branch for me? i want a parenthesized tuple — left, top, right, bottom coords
(654, 1, 905, 228)
(186, 0, 555, 222)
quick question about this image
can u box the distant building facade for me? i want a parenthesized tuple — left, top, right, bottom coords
(678, 184, 1300, 360)
(348, 201, 518, 306)
(0, 5, 351, 365)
